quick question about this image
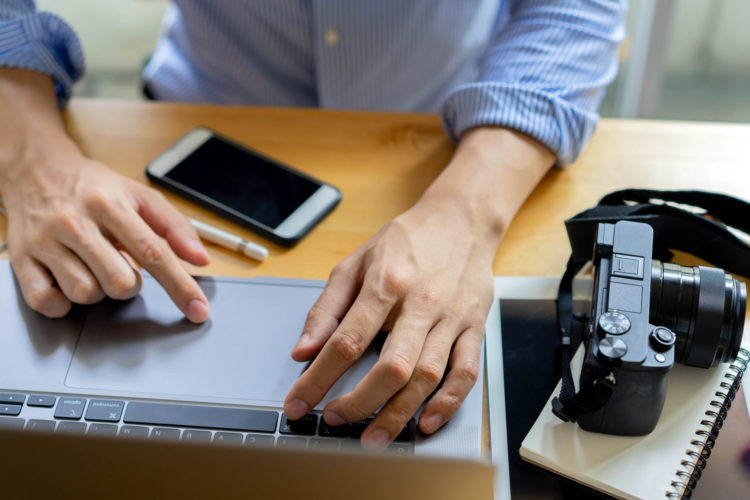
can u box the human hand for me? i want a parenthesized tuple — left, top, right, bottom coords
(283, 199, 496, 450)
(0, 146, 211, 321)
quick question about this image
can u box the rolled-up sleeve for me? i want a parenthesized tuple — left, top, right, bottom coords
(0, 0, 84, 105)
(441, 0, 627, 166)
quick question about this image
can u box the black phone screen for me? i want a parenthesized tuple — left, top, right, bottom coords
(164, 136, 320, 228)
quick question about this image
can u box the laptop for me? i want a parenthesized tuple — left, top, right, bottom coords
(0, 260, 493, 497)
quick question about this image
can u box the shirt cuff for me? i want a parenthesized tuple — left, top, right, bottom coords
(0, 12, 85, 106)
(441, 83, 600, 166)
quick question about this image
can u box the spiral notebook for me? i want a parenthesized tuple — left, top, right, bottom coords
(519, 341, 749, 500)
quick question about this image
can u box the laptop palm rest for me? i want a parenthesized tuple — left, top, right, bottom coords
(64, 275, 380, 407)
(1, 262, 484, 459)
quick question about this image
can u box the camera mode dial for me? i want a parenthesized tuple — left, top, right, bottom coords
(650, 326, 676, 352)
(598, 311, 631, 335)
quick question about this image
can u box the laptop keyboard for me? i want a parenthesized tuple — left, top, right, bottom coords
(0, 392, 414, 454)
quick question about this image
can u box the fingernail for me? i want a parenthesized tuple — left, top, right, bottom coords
(118, 250, 139, 270)
(294, 332, 311, 350)
(190, 238, 210, 259)
(186, 299, 210, 323)
(421, 413, 443, 433)
(285, 399, 309, 420)
(362, 429, 390, 451)
(323, 410, 345, 426)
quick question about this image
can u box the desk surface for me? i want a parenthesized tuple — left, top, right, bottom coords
(2, 99, 750, 497)
(7, 98, 744, 280)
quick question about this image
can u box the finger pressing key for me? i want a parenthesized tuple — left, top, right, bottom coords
(418, 327, 483, 434)
(283, 288, 397, 421)
(321, 299, 436, 427)
(359, 320, 454, 450)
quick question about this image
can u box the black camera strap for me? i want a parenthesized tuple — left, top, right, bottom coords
(553, 189, 750, 422)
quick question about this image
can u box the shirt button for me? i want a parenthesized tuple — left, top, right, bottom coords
(324, 29, 339, 46)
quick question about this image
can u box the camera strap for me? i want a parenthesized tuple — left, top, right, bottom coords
(552, 189, 750, 422)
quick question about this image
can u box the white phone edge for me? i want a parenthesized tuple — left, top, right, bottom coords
(274, 184, 340, 239)
(146, 127, 340, 240)
(147, 127, 213, 177)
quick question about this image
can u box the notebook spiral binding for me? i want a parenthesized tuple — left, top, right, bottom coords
(666, 347, 749, 500)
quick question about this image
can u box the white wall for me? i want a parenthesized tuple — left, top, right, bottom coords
(36, 0, 167, 74)
(664, 0, 750, 75)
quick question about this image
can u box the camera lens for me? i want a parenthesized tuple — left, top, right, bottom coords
(650, 261, 746, 367)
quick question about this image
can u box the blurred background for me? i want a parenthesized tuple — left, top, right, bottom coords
(37, 0, 750, 123)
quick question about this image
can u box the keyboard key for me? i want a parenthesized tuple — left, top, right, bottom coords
(0, 417, 25, 429)
(213, 432, 243, 444)
(0, 404, 22, 416)
(85, 400, 125, 422)
(27, 395, 56, 408)
(340, 439, 362, 451)
(388, 443, 412, 456)
(182, 429, 212, 442)
(348, 418, 374, 439)
(245, 434, 275, 447)
(0, 393, 26, 405)
(25, 419, 56, 432)
(88, 423, 118, 436)
(56, 421, 87, 434)
(319, 420, 349, 438)
(309, 438, 339, 450)
(125, 402, 278, 433)
(279, 413, 317, 436)
(119, 426, 149, 439)
(54, 398, 87, 420)
(151, 427, 181, 440)
(276, 436, 307, 449)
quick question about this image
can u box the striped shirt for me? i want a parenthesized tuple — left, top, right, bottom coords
(0, 0, 626, 165)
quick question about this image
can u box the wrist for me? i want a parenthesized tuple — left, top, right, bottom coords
(417, 126, 555, 244)
(0, 68, 79, 192)
(402, 195, 505, 266)
(0, 131, 80, 193)
(412, 189, 508, 248)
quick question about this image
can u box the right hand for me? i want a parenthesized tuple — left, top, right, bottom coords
(0, 146, 211, 322)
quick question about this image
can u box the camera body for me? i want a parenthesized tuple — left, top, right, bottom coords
(577, 221, 746, 435)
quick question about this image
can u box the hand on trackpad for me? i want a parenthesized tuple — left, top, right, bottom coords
(65, 276, 378, 407)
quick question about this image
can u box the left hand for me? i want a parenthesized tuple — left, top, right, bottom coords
(283, 197, 496, 450)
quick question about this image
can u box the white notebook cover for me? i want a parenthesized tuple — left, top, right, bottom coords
(520, 341, 748, 500)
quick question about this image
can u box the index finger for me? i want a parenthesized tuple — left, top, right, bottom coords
(99, 207, 210, 323)
(283, 288, 396, 420)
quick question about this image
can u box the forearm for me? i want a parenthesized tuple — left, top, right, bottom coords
(416, 126, 554, 250)
(0, 67, 78, 191)
(442, 1, 626, 165)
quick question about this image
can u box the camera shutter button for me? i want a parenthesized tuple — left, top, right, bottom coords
(598, 337, 628, 361)
(650, 326, 676, 351)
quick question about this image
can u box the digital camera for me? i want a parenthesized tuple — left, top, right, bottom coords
(576, 220, 746, 435)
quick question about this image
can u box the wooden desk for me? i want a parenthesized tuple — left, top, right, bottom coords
(8, 99, 748, 279)
(2, 99, 750, 496)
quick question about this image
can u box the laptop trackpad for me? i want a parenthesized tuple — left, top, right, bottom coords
(65, 276, 379, 407)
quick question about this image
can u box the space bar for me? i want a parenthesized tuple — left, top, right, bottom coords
(124, 402, 278, 433)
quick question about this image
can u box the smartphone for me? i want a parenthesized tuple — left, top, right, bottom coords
(146, 127, 342, 246)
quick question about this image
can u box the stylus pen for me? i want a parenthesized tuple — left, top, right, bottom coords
(189, 218, 269, 261)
